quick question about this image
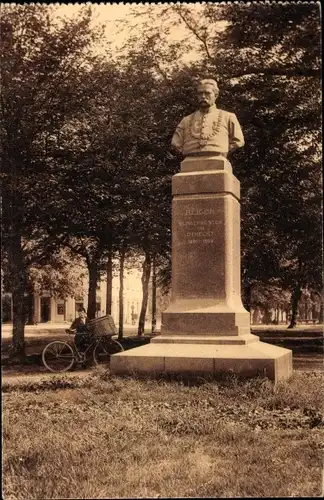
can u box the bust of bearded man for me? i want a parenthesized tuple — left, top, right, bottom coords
(171, 79, 244, 158)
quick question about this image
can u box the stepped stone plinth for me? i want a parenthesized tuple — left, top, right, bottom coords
(110, 156, 292, 382)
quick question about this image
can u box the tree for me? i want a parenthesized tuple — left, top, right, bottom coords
(27, 249, 86, 321)
(1, 4, 106, 359)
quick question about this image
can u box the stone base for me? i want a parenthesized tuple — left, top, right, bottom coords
(161, 309, 251, 336)
(110, 338, 293, 383)
(152, 334, 260, 345)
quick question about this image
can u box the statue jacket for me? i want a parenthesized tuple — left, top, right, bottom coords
(171, 105, 244, 156)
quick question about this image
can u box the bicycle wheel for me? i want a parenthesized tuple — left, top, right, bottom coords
(93, 338, 124, 366)
(42, 341, 75, 373)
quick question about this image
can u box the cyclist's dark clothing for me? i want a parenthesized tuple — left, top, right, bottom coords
(70, 317, 92, 352)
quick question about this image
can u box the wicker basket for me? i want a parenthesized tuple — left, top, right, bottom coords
(88, 315, 117, 337)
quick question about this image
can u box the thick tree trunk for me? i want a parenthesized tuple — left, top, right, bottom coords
(106, 250, 113, 315)
(11, 285, 26, 362)
(288, 283, 302, 329)
(138, 251, 151, 336)
(118, 248, 126, 341)
(87, 260, 98, 320)
(151, 254, 157, 334)
(9, 233, 26, 362)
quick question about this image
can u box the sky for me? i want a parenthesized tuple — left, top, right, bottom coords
(54, 3, 206, 61)
(54, 3, 138, 49)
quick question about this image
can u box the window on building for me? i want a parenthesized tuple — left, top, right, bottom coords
(57, 304, 65, 316)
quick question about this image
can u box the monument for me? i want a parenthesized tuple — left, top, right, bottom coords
(110, 79, 292, 382)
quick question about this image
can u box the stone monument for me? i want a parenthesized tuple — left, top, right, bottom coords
(110, 79, 293, 382)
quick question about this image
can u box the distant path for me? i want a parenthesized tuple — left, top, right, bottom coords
(1, 323, 323, 339)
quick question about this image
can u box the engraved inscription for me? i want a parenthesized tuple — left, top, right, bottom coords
(176, 204, 221, 246)
(179, 220, 219, 227)
(173, 199, 225, 299)
(185, 207, 215, 216)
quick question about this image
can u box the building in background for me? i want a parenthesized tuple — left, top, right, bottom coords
(2, 269, 144, 325)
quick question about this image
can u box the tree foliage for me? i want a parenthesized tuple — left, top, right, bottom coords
(28, 249, 86, 299)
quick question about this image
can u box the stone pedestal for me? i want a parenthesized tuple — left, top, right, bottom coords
(110, 156, 293, 382)
(162, 156, 249, 337)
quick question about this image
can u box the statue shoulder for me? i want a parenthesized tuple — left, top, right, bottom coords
(218, 109, 242, 125)
(177, 112, 195, 127)
(218, 108, 236, 118)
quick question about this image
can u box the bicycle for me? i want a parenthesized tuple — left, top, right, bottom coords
(42, 330, 124, 373)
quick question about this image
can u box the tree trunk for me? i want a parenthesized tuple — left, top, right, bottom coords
(262, 305, 272, 324)
(26, 282, 36, 325)
(311, 304, 316, 324)
(275, 308, 279, 324)
(310, 292, 317, 324)
(288, 283, 302, 329)
(285, 308, 289, 324)
(118, 247, 126, 341)
(106, 250, 113, 315)
(138, 251, 152, 336)
(9, 233, 26, 362)
(320, 303, 324, 323)
(243, 281, 252, 312)
(151, 254, 157, 334)
(87, 260, 98, 320)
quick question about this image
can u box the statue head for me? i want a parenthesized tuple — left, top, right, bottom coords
(197, 79, 219, 110)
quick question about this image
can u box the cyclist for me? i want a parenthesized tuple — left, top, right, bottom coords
(66, 307, 92, 352)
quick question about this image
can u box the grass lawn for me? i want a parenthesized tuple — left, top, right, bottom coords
(2, 369, 324, 499)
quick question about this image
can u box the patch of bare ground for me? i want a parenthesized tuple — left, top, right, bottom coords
(3, 369, 324, 499)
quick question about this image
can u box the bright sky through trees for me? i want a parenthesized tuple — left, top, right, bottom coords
(54, 3, 209, 62)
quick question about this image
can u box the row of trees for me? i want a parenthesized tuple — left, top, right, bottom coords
(1, 4, 321, 360)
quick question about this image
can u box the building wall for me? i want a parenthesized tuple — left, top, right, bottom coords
(32, 268, 144, 325)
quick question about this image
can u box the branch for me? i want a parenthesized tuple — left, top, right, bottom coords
(230, 67, 320, 79)
(174, 6, 213, 62)
(63, 238, 89, 259)
(24, 233, 67, 267)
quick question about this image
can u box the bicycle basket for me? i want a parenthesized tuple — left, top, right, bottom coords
(88, 315, 117, 337)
